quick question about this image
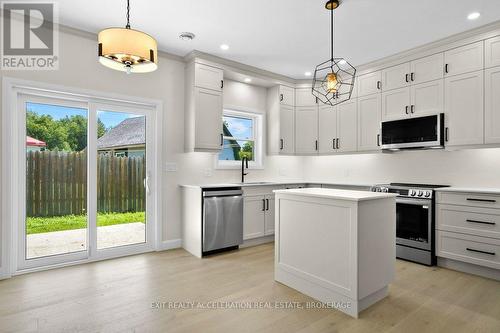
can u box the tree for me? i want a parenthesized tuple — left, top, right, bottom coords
(26, 111, 108, 152)
(239, 141, 253, 160)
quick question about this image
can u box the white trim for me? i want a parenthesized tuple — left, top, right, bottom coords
(158, 239, 182, 251)
(215, 107, 265, 170)
(1, 77, 164, 277)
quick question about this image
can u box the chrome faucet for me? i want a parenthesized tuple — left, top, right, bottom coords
(241, 157, 249, 183)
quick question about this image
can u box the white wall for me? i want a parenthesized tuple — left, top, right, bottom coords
(303, 148, 500, 187)
(0, 26, 304, 274)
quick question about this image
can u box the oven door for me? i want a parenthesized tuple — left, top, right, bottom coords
(396, 197, 433, 250)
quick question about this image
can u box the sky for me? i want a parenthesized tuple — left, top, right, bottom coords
(224, 115, 252, 139)
(26, 102, 141, 128)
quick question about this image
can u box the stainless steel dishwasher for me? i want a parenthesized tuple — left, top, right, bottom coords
(202, 188, 243, 255)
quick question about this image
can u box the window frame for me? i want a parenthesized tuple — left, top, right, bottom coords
(216, 109, 264, 170)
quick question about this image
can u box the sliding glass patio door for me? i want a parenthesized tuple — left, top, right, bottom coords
(17, 94, 156, 271)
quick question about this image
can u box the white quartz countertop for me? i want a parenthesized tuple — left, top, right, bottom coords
(180, 181, 374, 189)
(274, 188, 397, 201)
(435, 187, 500, 195)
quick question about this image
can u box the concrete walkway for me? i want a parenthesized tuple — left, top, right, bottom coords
(27, 222, 146, 258)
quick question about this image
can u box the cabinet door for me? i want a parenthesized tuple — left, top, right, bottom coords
(279, 106, 295, 154)
(410, 53, 444, 84)
(243, 196, 265, 240)
(337, 99, 358, 152)
(357, 71, 382, 97)
(295, 88, 318, 107)
(357, 94, 381, 151)
(485, 66, 500, 144)
(279, 85, 295, 106)
(382, 87, 410, 121)
(194, 63, 223, 91)
(264, 195, 275, 236)
(194, 88, 223, 150)
(444, 70, 484, 146)
(318, 105, 337, 154)
(382, 63, 410, 91)
(295, 106, 319, 154)
(444, 41, 484, 77)
(410, 79, 443, 117)
(485, 36, 500, 69)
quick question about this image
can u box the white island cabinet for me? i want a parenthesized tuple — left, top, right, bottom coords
(274, 188, 396, 318)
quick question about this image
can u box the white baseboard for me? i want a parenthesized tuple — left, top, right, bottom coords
(437, 257, 500, 281)
(240, 235, 274, 248)
(158, 239, 182, 251)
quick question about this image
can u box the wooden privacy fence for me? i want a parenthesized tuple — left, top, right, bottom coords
(26, 151, 145, 217)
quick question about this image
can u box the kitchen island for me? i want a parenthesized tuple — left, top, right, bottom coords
(274, 188, 397, 318)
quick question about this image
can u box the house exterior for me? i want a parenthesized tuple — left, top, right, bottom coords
(26, 136, 47, 152)
(97, 116, 145, 157)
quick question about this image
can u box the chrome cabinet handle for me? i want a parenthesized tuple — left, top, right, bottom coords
(377, 134, 380, 146)
(444, 64, 449, 74)
(445, 127, 449, 142)
(280, 94, 284, 102)
(411, 72, 415, 81)
(221, 80, 224, 89)
(377, 81, 381, 90)
(262, 199, 266, 211)
(333, 139, 336, 150)
(266, 199, 269, 211)
(466, 248, 496, 256)
(405, 105, 409, 114)
(466, 219, 496, 226)
(336, 138, 340, 149)
(315, 140, 318, 151)
(280, 139, 284, 150)
(405, 73, 409, 83)
(411, 105, 415, 113)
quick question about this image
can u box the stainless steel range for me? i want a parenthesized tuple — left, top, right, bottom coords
(371, 183, 448, 266)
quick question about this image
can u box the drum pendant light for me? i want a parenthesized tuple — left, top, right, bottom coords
(98, 0, 158, 74)
(312, 0, 356, 106)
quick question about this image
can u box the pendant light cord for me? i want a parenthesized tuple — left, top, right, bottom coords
(330, 5, 334, 60)
(126, 0, 131, 29)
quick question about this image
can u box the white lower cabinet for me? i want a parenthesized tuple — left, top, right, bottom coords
(295, 106, 319, 154)
(436, 190, 500, 273)
(357, 93, 381, 151)
(444, 70, 484, 146)
(485, 66, 500, 144)
(243, 195, 275, 240)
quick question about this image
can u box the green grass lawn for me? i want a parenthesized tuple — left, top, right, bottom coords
(26, 212, 145, 235)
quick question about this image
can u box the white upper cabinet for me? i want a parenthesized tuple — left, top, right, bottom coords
(358, 94, 381, 151)
(337, 99, 358, 153)
(485, 66, 500, 144)
(382, 87, 411, 121)
(444, 70, 484, 146)
(410, 53, 444, 84)
(444, 41, 484, 77)
(194, 63, 224, 91)
(295, 106, 319, 154)
(295, 88, 317, 107)
(357, 71, 382, 97)
(185, 62, 224, 152)
(279, 105, 295, 154)
(279, 85, 295, 106)
(382, 63, 411, 91)
(485, 36, 500, 69)
(410, 79, 444, 116)
(318, 105, 337, 154)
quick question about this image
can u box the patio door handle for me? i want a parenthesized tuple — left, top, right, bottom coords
(144, 172, 151, 195)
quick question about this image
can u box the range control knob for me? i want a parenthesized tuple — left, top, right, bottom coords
(382, 187, 389, 193)
(418, 190, 424, 197)
(409, 189, 416, 196)
(425, 191, 431, 197)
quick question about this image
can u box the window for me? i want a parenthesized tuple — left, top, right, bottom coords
(217, 110, 263, 169)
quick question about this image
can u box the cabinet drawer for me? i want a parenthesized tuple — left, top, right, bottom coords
(436, 231, 500, 270)
(243, 186, 280, 197)
(437, 204, 500, 239)
(437, 192, 500, 209)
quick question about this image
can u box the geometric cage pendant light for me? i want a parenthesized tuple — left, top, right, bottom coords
(312, 0, 356, 106)
(98, 0, 158, 74)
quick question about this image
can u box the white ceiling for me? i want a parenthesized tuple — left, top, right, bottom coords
(58, 0, 500, 79)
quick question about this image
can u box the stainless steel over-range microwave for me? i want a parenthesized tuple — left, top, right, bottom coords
(381, 113, 445, 150)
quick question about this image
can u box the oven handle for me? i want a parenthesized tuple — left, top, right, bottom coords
(396, 198, 432, 206)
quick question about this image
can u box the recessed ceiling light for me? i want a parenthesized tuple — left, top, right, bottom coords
(220, 44, 229, 50)
(179, 32, 195, 41)
(467, 12, 480, 20)
(244, 78, 252, 83)
(304, 71, 312, 76)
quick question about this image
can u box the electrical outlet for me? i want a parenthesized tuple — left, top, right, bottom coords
(165, 162, 177, 172)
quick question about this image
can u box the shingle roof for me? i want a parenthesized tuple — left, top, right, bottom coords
(97, 116, 145, 149)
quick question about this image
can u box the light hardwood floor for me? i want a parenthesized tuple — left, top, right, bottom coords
(0, 243, 499, 333)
